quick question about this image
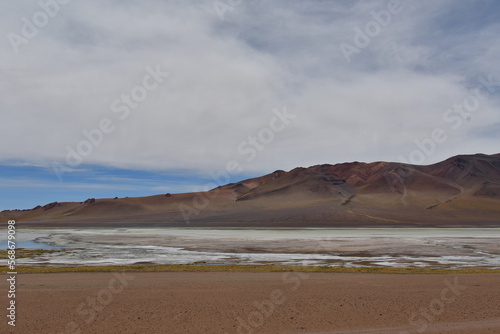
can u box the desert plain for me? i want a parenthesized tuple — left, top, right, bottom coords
(1, 271, 500, 334)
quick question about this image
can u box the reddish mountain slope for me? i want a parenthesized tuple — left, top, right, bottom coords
(2, 153, 499, 227)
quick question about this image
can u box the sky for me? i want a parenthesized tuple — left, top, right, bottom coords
(1, 0, 499, 210)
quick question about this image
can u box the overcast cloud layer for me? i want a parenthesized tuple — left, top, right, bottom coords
(1, 0, 500, 208)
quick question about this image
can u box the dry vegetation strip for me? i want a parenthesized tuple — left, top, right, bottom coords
(1, 264, 499, 275)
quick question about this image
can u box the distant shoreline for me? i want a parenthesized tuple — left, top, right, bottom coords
(4, 222, 500, 229)
(3, 225, 500, 229)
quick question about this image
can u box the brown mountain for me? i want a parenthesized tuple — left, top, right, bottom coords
(3, 153, 500, 227)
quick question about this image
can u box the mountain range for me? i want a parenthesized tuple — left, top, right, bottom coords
(3, 153, 500, 227)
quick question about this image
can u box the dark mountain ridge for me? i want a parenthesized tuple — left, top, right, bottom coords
(3, 153, 499, 227)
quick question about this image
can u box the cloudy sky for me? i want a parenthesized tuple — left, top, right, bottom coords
(1, 0, 499, 210)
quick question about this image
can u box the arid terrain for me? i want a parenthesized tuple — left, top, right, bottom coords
(2, 153, 500, 227)
(1, 272, 500, 334)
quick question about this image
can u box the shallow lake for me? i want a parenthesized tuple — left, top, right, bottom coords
(1, 227, 499, 269)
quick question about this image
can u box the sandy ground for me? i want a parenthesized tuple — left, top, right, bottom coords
(1, 272, 500, 334)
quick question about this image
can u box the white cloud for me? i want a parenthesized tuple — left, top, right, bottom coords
(1, 0, 499, 177)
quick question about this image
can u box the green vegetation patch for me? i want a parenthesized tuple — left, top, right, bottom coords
(0, 248, 64, 259)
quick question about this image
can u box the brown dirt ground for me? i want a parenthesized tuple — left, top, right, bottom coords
(1, 272, 500, 334)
